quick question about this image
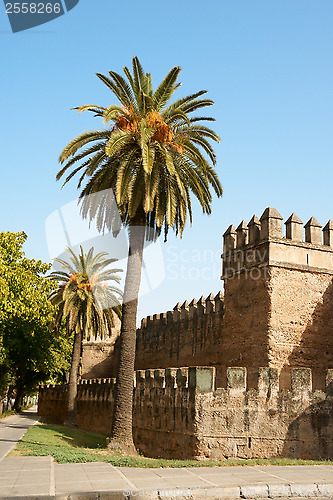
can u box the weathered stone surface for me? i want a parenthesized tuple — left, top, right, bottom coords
(135, 292, 224, 372)
(81, 314, 121, 379)
(38, 366, 333, 460)
(51, 207, 333, 461)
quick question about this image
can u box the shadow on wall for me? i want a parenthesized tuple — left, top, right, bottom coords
(280, 280, 333, 391)
(81, 337, 120, 379)
(282, 381, 333, 459)
(281, 280, 333, 459)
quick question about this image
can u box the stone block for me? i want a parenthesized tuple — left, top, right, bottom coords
(258, 367, 279, 397)
(227, 367, 247, 392)
(323, 220, 333, 246)
(285, 213, 303, 241)
(236, 220, 248, 247)
(188, 367, 215, 392)
(223, 224, 237, 252)
(304, 217, 322, 245)
(248, 215, 260, 244)
(260, 207, 283, 240)
(291, 368, 312, 393)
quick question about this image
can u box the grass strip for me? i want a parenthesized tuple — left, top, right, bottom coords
(11, 422, 333, 467)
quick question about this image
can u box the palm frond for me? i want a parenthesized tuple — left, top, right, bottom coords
(59, 130, 110, 165)
(103, 105, 125, 125)
(57, 57, 222, 243)
(105, 129, 134, 157)
(153, 66, 181, 111)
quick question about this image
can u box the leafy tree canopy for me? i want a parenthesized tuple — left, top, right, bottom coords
(0, 231, 72, 405)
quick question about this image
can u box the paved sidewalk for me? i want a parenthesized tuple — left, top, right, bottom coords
(0, 409, 333, 499)
(0, 408, 39, 461)
(0, 457, 333, 499)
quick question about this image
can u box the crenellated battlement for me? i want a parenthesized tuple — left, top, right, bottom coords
(223, 207, 333, 250)
(133, 366, 333, 395)
(40, 366, 333, 396)
(139, 292, 224, 331)
(134, 292, 224, 371)
(222, 207, 333, 278)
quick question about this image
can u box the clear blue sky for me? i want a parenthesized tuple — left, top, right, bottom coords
(1, 0, 333, 321)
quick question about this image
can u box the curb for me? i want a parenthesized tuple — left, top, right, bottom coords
(6, 482, 333, 500)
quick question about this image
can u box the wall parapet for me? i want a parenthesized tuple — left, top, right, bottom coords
(139, 292, 224, 331)
(39, 365, 333, 460)
(223, 207, 333, 252)
(222, 208, 333, 279)
(135, 293, 224, 370)
(40, 366, 333, 398)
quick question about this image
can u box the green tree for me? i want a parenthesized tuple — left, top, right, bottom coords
(0, 232, 72, 410)
(57, 57, 222, 450)
(48, 246, 122, 426)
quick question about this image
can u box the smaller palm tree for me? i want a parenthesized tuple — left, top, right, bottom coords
(48, 246, 122, 426)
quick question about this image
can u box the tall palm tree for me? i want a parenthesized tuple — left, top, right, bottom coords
(48, 246, 122, 426)
(57, 57, 222, 450)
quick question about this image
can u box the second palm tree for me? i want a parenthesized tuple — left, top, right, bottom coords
(49, 246, 122, 426)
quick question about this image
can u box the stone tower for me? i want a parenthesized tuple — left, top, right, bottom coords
(222, 207, 333, 388)
(81, 313, 121, 379)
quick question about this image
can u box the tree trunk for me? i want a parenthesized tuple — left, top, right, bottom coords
(13, 385, 24, 411)
(109, 223, 145, 453)
(64, 329, 82, 427)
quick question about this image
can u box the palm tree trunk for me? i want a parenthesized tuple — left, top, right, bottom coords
(64, 329, 82, 426)
(109, 222, 145, 452)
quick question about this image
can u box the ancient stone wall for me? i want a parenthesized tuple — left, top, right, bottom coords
(222, 208, 333, 387)
(38, 369, 198, 458)
(81, 342, 118, 379)
(38, 366, 333, 460)
(81, 293, 225, 380)
(81, 315, 121, 379)
(135, 292, 224, 371)
(269, 267, 333, 389)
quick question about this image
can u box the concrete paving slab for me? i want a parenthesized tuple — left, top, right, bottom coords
(56, 481, 93, 494)
(0, 408, 39, 462)
(89, 480, 135, 490)
(84, 467, 121, 474)
(0, 470, 19, 479)
(185, 476, 242, 487)
(181, 470, 219, 487)
(190, 468, 250, 477)
(2, 456, 50, 465)
(11, 484, 50, 495)
(15, 476, 50, 486)
(0, 487, 15, 497)
(82, 471, 120, 480)
(120, 468, 163, 475)
(155, 469, 198, 477)
(126, 480, 172, 489)
(155, 474, 206, 483)
(55, 469, 89, 483)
